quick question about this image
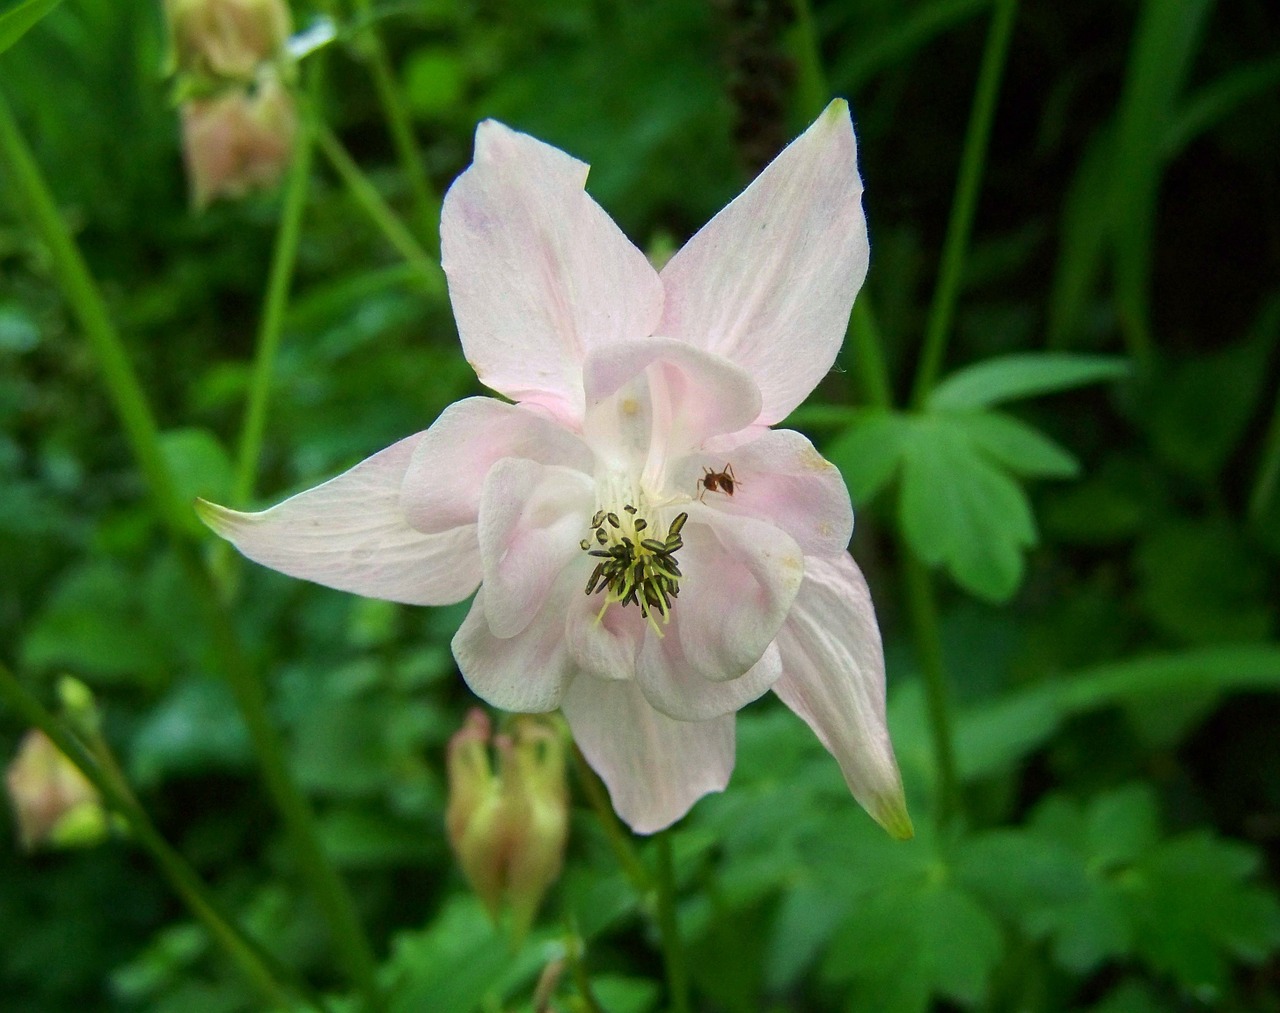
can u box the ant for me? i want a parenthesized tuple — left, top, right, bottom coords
(697, 463, 739, 502)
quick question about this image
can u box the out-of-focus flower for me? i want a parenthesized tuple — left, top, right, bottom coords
(180, 72, 297, 209)
(6, 729, 108, 851)
(165, 0, 291, 83)
(200, 101, 912, 839)
(445, 710, 569, 939)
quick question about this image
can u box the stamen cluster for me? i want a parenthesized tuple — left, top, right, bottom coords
(580, 507, 688, 629)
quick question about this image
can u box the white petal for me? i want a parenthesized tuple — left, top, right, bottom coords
(672, 508, 804, 682)
(565, 588, 641, 682)
(441, 121, 663, 422)
(677, 428, 854, 556)
(477, 458, 593, 638)
(659, 100, 869, 424)
(772, 553, 912, 839)
(451, 583, 575, 713)
(562, 675, 735, 834)
(637, 635, 780, 721)
(401, 397, 591, 535)
(198, 435, 480, 606)
(581, 337, 762, 477)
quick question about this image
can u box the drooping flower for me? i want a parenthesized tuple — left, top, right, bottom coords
(165, 0, 292, 84)
(199, 100, 912, 838)
(445, 709, 570, 941)
(179, 70, 298, 209)
(6, 729, 108, 851)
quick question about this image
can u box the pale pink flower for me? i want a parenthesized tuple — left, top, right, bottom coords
(180, 71, 297, 209)
(200, 101, 912, 837)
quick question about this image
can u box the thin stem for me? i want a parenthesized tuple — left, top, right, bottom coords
(654, 834, 691, 1013)
(1248, 379, 1280, 525)
(313, 122, 445, 295)
(0, 90, 189, 540)
(0, 91, 382, 1009)
(902, 550, 958, 828)
(0, 665, 311, 1010)
(350, 0, 439, 250)
(570, 746, 650, 892)
(909, 0, 1019, 408)
(233, 77, 318, 506)
(563, 933, 606, 1013)
(789, 0, 829, 119)
(175, 544, 383, 1009)
(849, 299, 894, 409)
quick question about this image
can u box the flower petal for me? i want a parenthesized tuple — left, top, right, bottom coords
(452, 582, 575, 713)
(673, 508, 804, 682)
(658, 100, 869, 425)
(562, 675, 735, 834)
(197, 435, 480, 606)
(441, 121, 663, 422)
(678, 428, 854, 556)
(401, 397, 591, 535)
(772, 553, 913, 839)
(477, 458, 593, 639)
(581, 337, 762, 473)
(637, 635, 780, 721)
(566, 589, 641, 682)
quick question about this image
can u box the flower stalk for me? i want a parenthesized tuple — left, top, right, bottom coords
(233, 66, 318, 505)
(910, 0, 1020, 407)
(0, 664, 310, 1010)
(654, 834, 691, 1013)
(0, 90, 381, 1008)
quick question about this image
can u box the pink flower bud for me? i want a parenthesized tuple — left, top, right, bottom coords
(166, 0, 291, 83)
(445, 710, 569, 940)
(5, 730, 107, 851)
(180, 73, 297, 209)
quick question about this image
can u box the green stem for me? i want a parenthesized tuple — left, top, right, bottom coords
(232, 81, 317, 506)
(902, 550, 959, 828)
(176, 544, 384, 1009)
(350, 0, 439, 251)
(0, 665, 312, 1011)
(654, 834, 691, 1013)
(909, 0, 1019, 407)
(313, 122, 445, 295)
(849, 299, 894, 409)
(789, 0, 829, 119)
(0, 91, 382, 1009)
(1248, 380, 1280, 525)
(570, 747, 650, 892)
(563, 933, 605, 1013)
(0, 90, 189, 540)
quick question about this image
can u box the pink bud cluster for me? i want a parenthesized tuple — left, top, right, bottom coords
(445, 710, 570, 941)
(164, 0, 297, 208)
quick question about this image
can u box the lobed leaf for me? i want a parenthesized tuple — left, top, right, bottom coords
(928, 352, 1129, 411)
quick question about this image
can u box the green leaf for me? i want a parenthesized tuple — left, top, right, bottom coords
(822, 872, 1003, 1011)
(1126, 832, 1280, 991)
(824, 409, 912, 505)
(948, 410, 1080, 478)
(0, 0, 64, 55)
(928, 353, 1130, 411)
(158, 428, 234, 535)
(898, 420, 1036, 602)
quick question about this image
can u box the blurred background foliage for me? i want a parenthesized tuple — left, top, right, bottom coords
(1, 0, 1280, 1010)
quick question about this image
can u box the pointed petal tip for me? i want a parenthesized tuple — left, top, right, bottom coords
(871, 792, 915, 841)
(194, 497, 239, 537)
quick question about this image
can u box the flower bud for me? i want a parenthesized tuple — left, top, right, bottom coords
(180, 72, 297, 209)
(166, 0, 291, 83)
(445, 710, 569, 941)
(5, 730, 108, 851)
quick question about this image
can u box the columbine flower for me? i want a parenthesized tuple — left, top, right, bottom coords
(200, 100, 912, 837)
(165, 0, 291, 84)
(6, 730, 108, 851)
(180, 71, 298, 209)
